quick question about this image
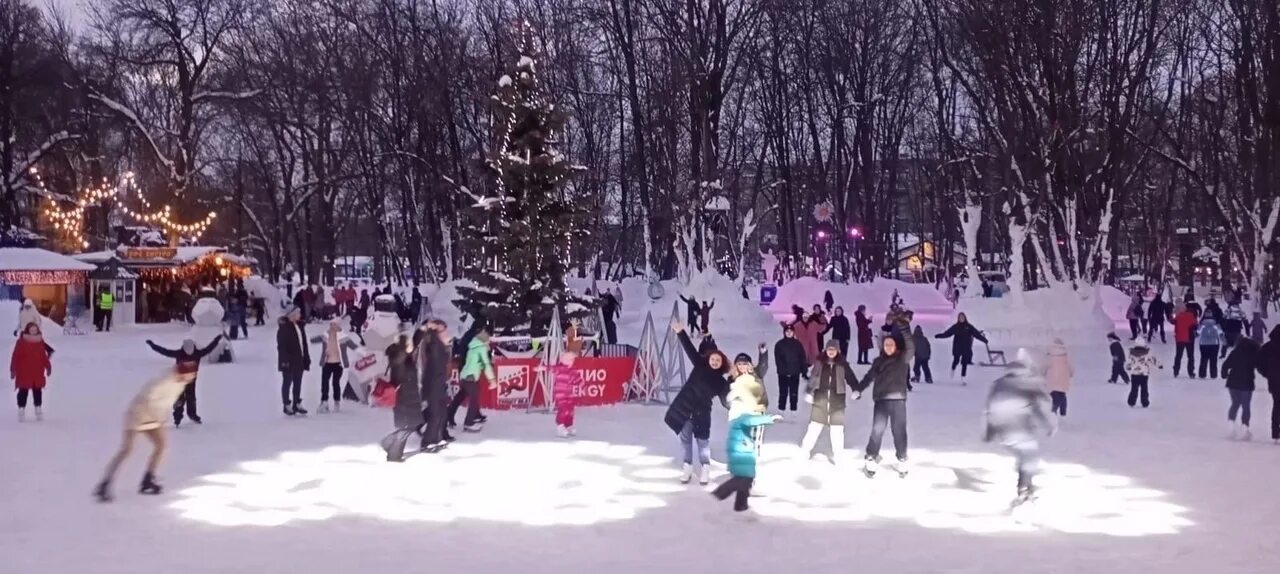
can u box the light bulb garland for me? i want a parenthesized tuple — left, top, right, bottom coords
(34, 168, 218, 247)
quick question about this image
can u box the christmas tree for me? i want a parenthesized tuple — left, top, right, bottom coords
(454, 28, 594, 336)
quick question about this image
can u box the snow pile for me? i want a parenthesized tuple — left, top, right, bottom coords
(1100, 285, 1138, 323)
(0, 300, 63, 343)
(955, 285, 1114, 346)
(244, 275, 285, 319)
(768, 277, 951, 316)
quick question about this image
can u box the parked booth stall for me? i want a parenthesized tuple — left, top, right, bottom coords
(0, 248, 96, 325)
(75, 246, 254, 323)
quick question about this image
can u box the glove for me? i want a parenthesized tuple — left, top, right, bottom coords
(803, 393, 813, 405)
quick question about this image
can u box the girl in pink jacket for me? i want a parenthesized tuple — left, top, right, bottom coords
(545, 352, 584, 437)
(1042, 338, 1073, 417)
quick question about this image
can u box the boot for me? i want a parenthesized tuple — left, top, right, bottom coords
(292, 402, 308, 416)
(830, 426, 846, 465)
(139, 472, 162, 495)
(283, 404, 295, 416)
(188, 414, 202, 424)
(93, 480, 113, 503)
(679, 463, 693, 484)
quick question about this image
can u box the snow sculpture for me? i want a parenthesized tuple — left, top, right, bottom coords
(348, 295, 403, 402)
(189, 290, 229, 362)
(760, 249, 779, 285)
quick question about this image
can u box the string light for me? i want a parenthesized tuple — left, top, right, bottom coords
(36, 169, 219, 246)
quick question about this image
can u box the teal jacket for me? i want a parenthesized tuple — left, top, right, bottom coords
(726, 413, 775, 478)
(459, 337, 495, 381)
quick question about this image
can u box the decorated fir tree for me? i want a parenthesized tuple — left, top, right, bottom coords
(454, 32, 593, 335)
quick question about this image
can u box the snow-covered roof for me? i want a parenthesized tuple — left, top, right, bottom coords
(1192, 246, 1219, 262)
(0, 248, 96, 272)
(75, 245, 226, 266)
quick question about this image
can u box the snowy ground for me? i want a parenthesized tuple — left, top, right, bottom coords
(3, 295, 1279, 574)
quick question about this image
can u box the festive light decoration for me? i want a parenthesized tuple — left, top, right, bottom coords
(0, 270, 87, 285)
(35, 169, 218, 246)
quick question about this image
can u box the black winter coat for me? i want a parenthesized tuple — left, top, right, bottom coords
(664, 331, 729, 440)
(1223, 338, 1260, 392)
(1109, 341, 1125, 362)
(276, 319, 311, 372)
(147, 337, 222, 374)
(935, 322, 988, 358)
(1258, 327, 1280, 394)
(829, 315, 852, 341)
(388, 334, 426, 429)
(774, 337, 807, 377)
(421, 333, 452, 404)
(856, 348, 912, 401)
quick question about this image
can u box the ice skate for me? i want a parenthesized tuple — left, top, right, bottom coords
(463, 422, 484, 432)
(188, 414, 201, 424)
(317, 401, 331, 414)
(680, 463, 693, 484)
(699, 465, 711, 485)
(1011, 487, 1038, 509)
(283, 404, 295, 416)
(292, 403, 308, 416)
(17, 409, 25, 422)
(567, 426, 576, 437)
(332, 400, 341, 412)
(895, 458, 910, 477)
(34, 407, 43, 421)
(139, 473, 163, 495)
(93, 481, 113, 503)
(862, 457, 879, 478)
(1240, 426, 1252, 441)
(1229, 421, 1240, 440)
(556, 424, 569, 438)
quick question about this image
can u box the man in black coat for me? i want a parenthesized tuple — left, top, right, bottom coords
(829, 306, 852, 357)
(277, 307, 311, 416)
(601, 291, 620, 344)
(1257, 325, 1280, 443)
(419, 320, 454, 450)
(773, 324, 808, 411)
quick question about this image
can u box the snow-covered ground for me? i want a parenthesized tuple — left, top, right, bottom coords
(3, 283, 1279, 574)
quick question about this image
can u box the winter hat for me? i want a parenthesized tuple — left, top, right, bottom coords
(1107, 332, 1120, 341)
(733, 352, 753, 365)
(825, 340, 840, 352)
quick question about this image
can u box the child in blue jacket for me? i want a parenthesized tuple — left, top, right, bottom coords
(712, 396, 779, 512)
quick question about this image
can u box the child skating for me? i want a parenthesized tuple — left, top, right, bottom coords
(712, 389, 779, 513)
(1106, 333, 1128, 384)
(1125, 339, 1162, 408)
(94, 369, 198, 502)
(11, 322, 51, 422)
(544, 351, 584, 437)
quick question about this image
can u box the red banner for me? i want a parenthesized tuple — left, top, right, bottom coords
(448, 357, 635, 411)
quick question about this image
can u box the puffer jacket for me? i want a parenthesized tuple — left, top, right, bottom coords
(663, 331, 730, 440)
(459, 337, 495, 381)
(912, 328, 932, 361)
(388, 334, 425, 429)
(125, 372, 189, 431)
(725, 409, 775, 478)
(1222, 339, 1260, 392)
(10, 331, 51, 391)
(984, 364, 1053, 443)
(1042, 343, 1073, 392)
(855, 335, 912, 400)
(551, 363, 584, 404)
(1125, 345, 1162, 376)
(774, 336, 807, 377)
(1174, 310, 1198, 343)
(806, 357, 859, 408)
(1198, 317, 1223, 346)
(728, 373, 768, 414)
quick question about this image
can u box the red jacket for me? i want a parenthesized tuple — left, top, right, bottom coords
(1174, 311, 1198, 343)
(11, 335, 51, 390)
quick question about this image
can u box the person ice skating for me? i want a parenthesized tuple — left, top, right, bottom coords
(1106, 333, 1130, 384)
(276, 307, 311, 416)
(310, 319, 359, 413)
(679, 294, 701, 335)
(1256, 325, 1280, 443)
(145, 335, 223, 426)
(811, 304, 829, 349)
(854, 305, 873, 364)
(728, 346, 770, 413)
(799, 341, 859, 463)
(712, 394, 779, 513)
(935, 313, 987, 385)
(93, 369, 197, 502)
(1173, 304, 1198, 378)
(664, 319, 731, 486)
(698, 300, 716, 334)
(823, 290, 834, 312)
(911, 325, 933, 384)
(1147, 293, 1169, 343)
(984, 350, 1056, 506)
(382, 331, 428, 462)
(1126, 294, 1144, 340)
(565, 318, 585, 354)
(1221, 304, 1245, 354)
(773, 324, 808, 411)
(1198, 314, 1224, 378)
(1125, 339, 1162, 408)
(601, 289, 620, 345)
(829, 306, 852, 358)
(1249, 312, 1267, 344)
(1222, 336, 1260, 440)
(448, 327, 494, 432)
(854, 332, 913, 477)
(544, 351, 585, 438)
(11, 323, 51, 422)
(1043, 338, 1072, 417)
(698, 331, 719, 354)
(419, 320, 454, 451)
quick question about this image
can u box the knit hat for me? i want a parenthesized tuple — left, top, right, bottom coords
(825, 340, 840, 352)
(733, 352, 753, 365)
(1106, 332, 1120, 341)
